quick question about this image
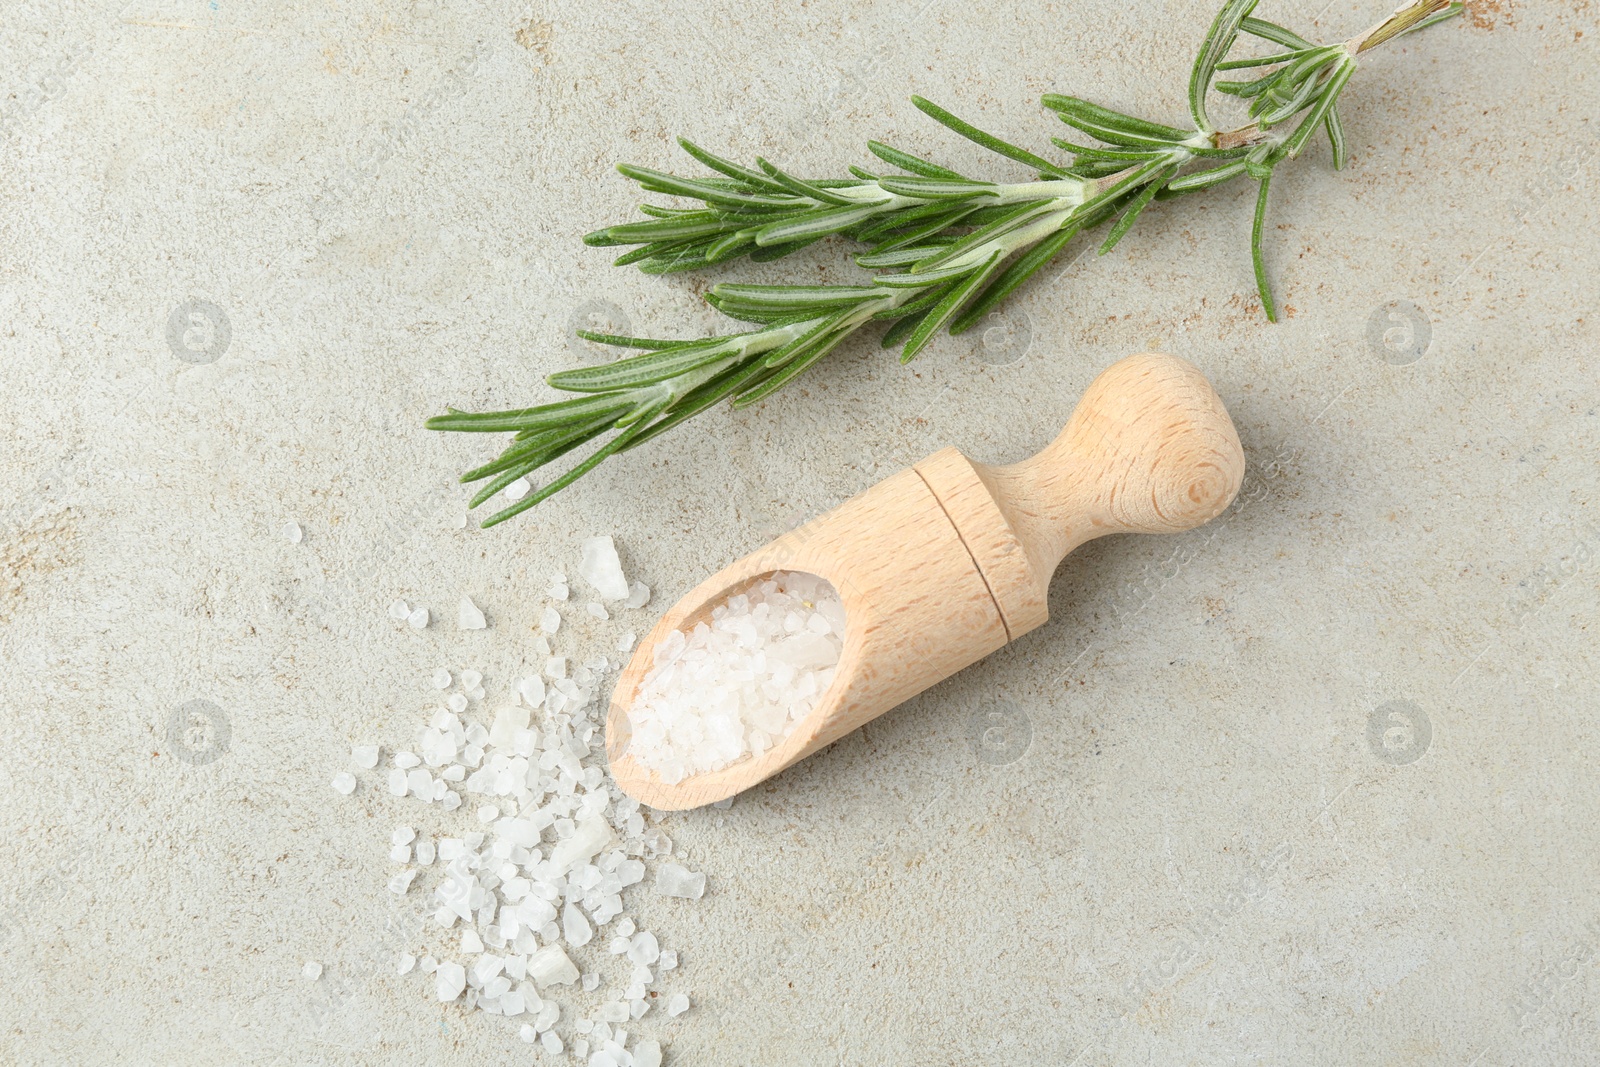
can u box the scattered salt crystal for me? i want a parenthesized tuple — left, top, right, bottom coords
(389, 870, 417, 894)
(587, 602, 609, 621)
(407, 606, 429, 630)
(624, 572, 844, 782)
(549, 580, 569, 602)
(473, 955, 505, 985)
(573, 1038, 589, 1058)
(520, 1024, 537, 1043)
(389, 843, 411, 863)
(504, 477, 531, 502)
(596, 1001, 629, 1023)
(445, 694, 467, 715)
(527, 945, 579, 987)
(461, 669, 482, 689)
(478, 805, 500, 824)
(545, 656, 567, 680)
(458, 597, 487, 630)
(302, 961, 322, 980)
(332, 772, 356, 795)
(634, 1038, 663, 1067)
(627, 932, 659, 966)
(436, 962, 467, 1001)
(625, 581, 651, 609)
(388, 599, 411, 621)
(578, 536, 630, 601)
(655, 863, 706, 900)
(432, 668, 452, 689)
(666, 993, 689, 1017)
(387, 769, 408, 796)
(282, 520, 303, 544)
(540, 607, 561, 634)
(420, 955, 437, 973)
(394, 751, 421, 769)
(617, 632, 636, 653)
(461, 929, 484, 954)
(416, 839, 436, 864)
(489, 705, 529, 749)
(582, 971, 600, 991)
(658, 949, 677, 971)
(549, 814, 614, 875)
(517, 675, 546, 706)
(352, 744, 379, 768)
(541, 1031, 563, 1054)
(397, 952, 416, 975)
(562, 903, 593, 948)
(392, 825, 415, 846)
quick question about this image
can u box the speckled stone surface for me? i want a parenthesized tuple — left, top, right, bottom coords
(2, 0, 1597, 1063)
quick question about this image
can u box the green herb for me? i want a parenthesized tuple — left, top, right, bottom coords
(431, 0, 1461, 526)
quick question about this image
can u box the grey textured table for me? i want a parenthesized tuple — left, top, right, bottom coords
(3, 0, 1597, 1063)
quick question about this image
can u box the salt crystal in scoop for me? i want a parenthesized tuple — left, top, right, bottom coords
(624, 572, 844, 783)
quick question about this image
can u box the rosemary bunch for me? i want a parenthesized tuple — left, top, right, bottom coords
(431, 0, 1461, 526)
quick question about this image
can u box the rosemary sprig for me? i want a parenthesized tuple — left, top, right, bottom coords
(431, 0, 1462, 526)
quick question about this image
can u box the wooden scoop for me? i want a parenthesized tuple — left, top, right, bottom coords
(606, 352, 1245, 809)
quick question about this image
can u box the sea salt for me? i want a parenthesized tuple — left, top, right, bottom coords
(332, 772, 356, 795)
(436, 962, 467, 1001)
(283, 520, 303, 544)
(346, 536, 701, 1057)
(655, 864, 706, 900)
(407, 606, 430, 630)
(540, 607, 561, 634)
(624, 572, 845, 783)
(389, 599, 411, 621)
(459, 597, 487, 630)
(625, 582, 651, 609)
(665, 994, 689, 1017)
(579, 536, 629, 600)
(528, 945, 579, 987)
(303, 961, 322, 981)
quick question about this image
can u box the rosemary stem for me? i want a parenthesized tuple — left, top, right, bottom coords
(1346, 0, 1453, 53)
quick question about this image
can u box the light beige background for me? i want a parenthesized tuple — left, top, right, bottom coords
(2, 0, 1597, 1063)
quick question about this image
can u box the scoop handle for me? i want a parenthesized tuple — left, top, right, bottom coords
(974, 352, 1245, 580)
